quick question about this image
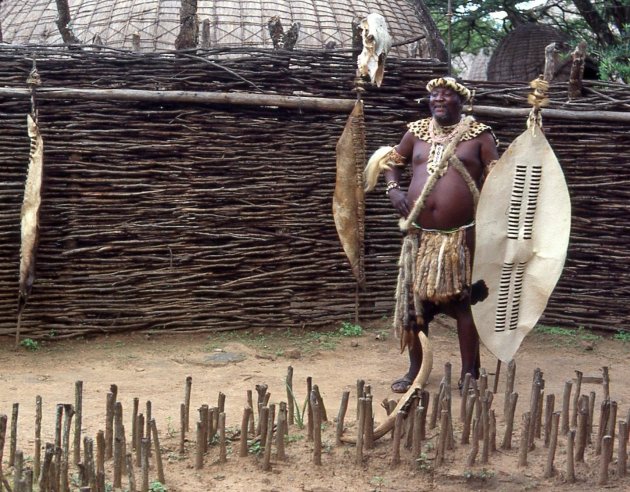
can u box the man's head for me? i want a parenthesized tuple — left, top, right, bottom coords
(426, 77, 470, 125)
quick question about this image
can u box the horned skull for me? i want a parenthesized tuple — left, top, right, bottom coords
(357, 13, 392, 87)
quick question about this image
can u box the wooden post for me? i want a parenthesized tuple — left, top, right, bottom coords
(259, 407, 269, 448)
(0, 414, 6, 481)
(218, 412, 227, 464)
(504, 360, 516, 418)
(596, 399, 610, 455)
(617, 420, 627, 478)
(9, 403, 18, 467)
(179, 403, 186, 455)
(136, 413, 145, 467)
(13, 450, 23, 492)
(141, 438, 150, 492)
(412, 406, 423, 459)
(602, 366, 610, 401)
(261, 410, 272, 471)
(84, 436, 96, 491)
(493, 360, 501, 394)
(356, 379, 365, 420)
(460, 373, 471, 421)
(113, 402, 123, 488)
(105, 392, 114, 460)
(575, 394, 588, 462)
(306, 378, 313, 441)
(543, 42, 558, 82)
(436, 409, 449, 466)
(313, 385, 328, 422)
(311, 393, 322, 466)
(150, 419, 165, 485)
(175, 0, 199, 50)
(34, 396, 42, 479)
(184, 376, 192, 431)
(543, 393, 555, 448)
(356, 397, 365, 464)
(568, 41, 587, 100)
(239, 407, 251, 457)
(566, 429, 576, 483)
(335, 391, 349, 446)
(195, 421, 204, 469)
(598, 435, 612, 486)
(517, 412, 530, 467)
(544, 411, 560, 478)
(74, 386, 84, 467)
(39, 443, 54, 491)
(587, 391, 596, 444)
(461, 392, 476, 445)
(560, 380, 572, 435)
(467, 419, 479, 466)
(126, 453, 137, 492)
(391, 411, 405, 466)
(275, 405, 286, 460)
(286, 367, 294, 425)
(501, 392, 518, 450)
(96, 430, 105, 476)
(571, 370, 582, 428)
(364, 394, 374, 450)
(132, 398, 139, 451)
(201, 19, 211, 49)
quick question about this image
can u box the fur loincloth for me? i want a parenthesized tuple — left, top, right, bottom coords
(393, 224, 472, 350)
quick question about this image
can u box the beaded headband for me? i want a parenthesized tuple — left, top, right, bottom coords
(426, 77, 471, 102)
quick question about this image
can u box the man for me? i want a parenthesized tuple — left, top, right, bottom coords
(365, 77, 499, 392)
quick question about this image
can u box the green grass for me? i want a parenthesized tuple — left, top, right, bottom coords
(20, 338, 40, 351)
(613, 331, 630, 343)
(534, 325, 602, 345)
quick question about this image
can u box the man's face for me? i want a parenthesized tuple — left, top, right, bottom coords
(429, 87, 463, 125)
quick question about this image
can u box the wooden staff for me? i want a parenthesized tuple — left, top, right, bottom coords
(335, 391, 350, 446)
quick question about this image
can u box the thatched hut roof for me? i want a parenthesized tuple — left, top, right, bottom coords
(487, 23, 568, 81)
(0, 0, 441, 57)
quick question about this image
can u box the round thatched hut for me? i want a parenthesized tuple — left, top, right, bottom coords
(0, 0, 446, 58)
(486, 22, 597, 82)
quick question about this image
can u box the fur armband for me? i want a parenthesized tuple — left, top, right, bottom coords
(364, 146, 407, 192)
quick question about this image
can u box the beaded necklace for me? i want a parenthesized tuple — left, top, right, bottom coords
(427, 117, 466, 175)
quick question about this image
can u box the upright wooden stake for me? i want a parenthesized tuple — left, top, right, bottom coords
(493, 359, 501, 394)
(136, 413, 145, 467)
(412, 406, 423, 460)
(587, 391, 596, 444)
(275, 405, 286, 460)
(113, 402, 123, 488)
(517, 412, 531, 467)
(571, 370, 582, 428)
(543, 393, 555, 448)
(501, 392, 518, 450)
(364, 394, 374, 450)
(184, 376, 192, 432)
(96, 430, 105, 476)
(259, 407, 269, 448)
(105, 392, 115, 460)
(73, 381, 83, 466)
(247, 390, 255, 435)
(460, 373, 471, 421)
(239, 407, 252, 458)
(149, 419, 164, 485)
(195, 422, 204, 469)
(286, 366, 294, 425)
(598, 435, 611, 486)
(336, 391, 350, 446)
(9, 403, 18, 467)
(461, 392, 476, 445)
(34, 395, 42, 478)
(141, 437, 150, 492)
(261, 410, 272, 471)
(60, 404, 74, 492)
(436, 409, 449, 466)
(575, 394, 588, 462)
(0, 414, 6, 481)
(306, 378, 314, 441)
(356, 397, 365, 464)
(560, 380, 572, 435)
(132, 398, 139, 451)
(544, 412, 560, 478)
(617, 420, 627, 478)
(179, 403, 186, 456)
(467, 419, 479, 466)
(596, 399, 610, 455)
(566, 429, 576, 483)
(602, 366, 610, 401)
(126, 453, 137, 492)
(13, 450, 23, 492)
(313, 385, 328, 422)
(311, 393, 322, 466)
(39, 443, 54, 491)
(219, 412, 227, 463)
(504, 360, 516, 418)
(391, 411, 405, 466)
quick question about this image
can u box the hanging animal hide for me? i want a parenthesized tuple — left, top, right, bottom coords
(357, 13, 392, 87)
(472, 121, 571, 363)
(18, 114, 44, 311)
(333, 101, 366, 287)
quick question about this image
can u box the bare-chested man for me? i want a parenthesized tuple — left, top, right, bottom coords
(365, 77, 499, 392)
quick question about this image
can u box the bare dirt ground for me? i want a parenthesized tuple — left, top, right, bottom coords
(1, 316, 629, 492)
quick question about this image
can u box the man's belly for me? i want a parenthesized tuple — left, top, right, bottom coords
(407, 173, 476, 229)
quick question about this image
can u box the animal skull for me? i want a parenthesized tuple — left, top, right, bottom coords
(357, 13, 392, 87)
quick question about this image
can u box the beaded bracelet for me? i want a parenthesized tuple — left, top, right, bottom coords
(385, 180, 400, 195)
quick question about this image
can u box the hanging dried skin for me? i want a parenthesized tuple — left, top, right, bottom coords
(18, 114, 44, 308)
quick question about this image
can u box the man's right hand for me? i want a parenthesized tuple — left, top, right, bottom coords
(388, 188, 409, 218)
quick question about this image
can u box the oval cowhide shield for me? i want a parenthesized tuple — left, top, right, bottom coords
(472, 122, 571, 363)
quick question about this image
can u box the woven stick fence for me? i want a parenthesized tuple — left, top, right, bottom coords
(0, 45, 628, 339)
